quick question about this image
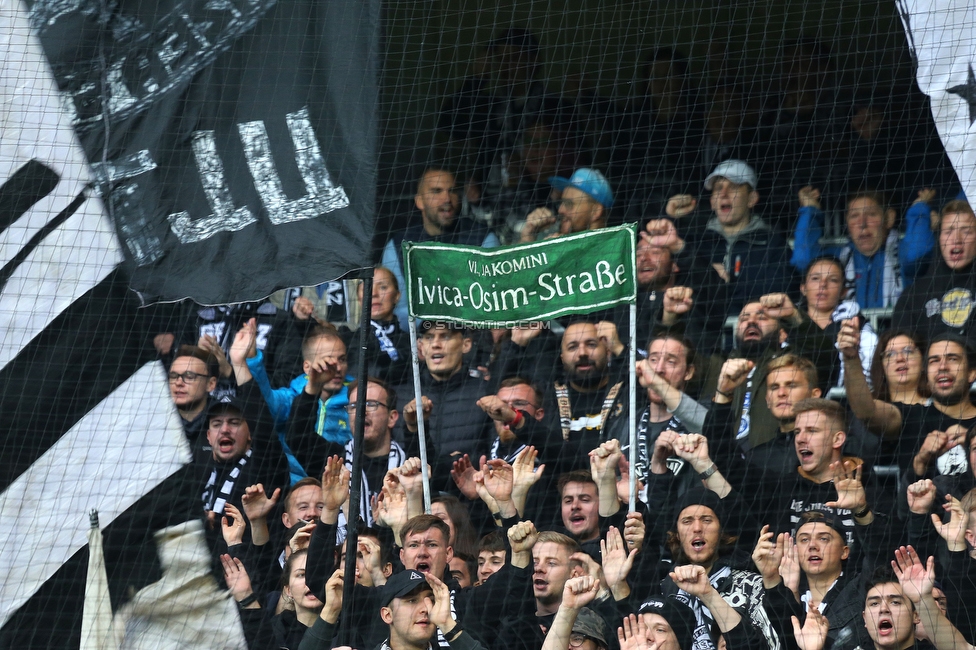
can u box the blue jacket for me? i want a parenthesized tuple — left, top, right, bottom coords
(791, 202, 934, 309)
(246, 350, 352, 481)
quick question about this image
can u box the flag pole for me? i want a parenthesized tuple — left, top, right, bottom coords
(628, 301, 637, 512)
(340, 267, 373, 643)
(408, 319, 432, 513)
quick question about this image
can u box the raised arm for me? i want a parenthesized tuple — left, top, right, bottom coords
(838, 319, 901, 437)
(229, 318, 258, 386)
(893, 546, 975, 650)
(672, 434, 731, 498)
(670, 565, 742, 632)
(590, 439, 623, 517)
(791, 186, 826, 272)
(541, 576, 600, 650)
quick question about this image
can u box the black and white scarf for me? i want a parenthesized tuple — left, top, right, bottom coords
(344, 439, 407, 526)
(371, 320, 399, 361)
(624, 406, 687, 483)
(202, 448, 252, 514)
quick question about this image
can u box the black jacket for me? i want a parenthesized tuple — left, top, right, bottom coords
(345, 318, 412, 387)
(892, 259, 976, 347)
(678, 215, 794, 317)
(398, 367, 494, 485)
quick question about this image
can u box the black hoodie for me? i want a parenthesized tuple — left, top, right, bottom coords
(892, 259, 976, 345)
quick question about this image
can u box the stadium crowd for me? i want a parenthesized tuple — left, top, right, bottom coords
(143, 32, 976, 650)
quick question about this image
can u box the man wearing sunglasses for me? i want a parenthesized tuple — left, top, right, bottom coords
(519, 168, 613, 243)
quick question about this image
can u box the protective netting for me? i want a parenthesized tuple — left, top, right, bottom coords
(2, 0, 976, 649)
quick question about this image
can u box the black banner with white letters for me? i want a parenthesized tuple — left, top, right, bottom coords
(27, 0, 378, 303)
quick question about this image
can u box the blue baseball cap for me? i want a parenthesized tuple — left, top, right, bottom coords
(549, 168, 614, 208)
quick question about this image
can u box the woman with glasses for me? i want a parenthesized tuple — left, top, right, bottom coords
(840, 326, 930, 469)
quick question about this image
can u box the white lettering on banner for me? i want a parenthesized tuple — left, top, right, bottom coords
(167, 107, 348, 243)
(167, 130, 258, 243)
(470, 252, 550, 277)
(239, 107, 350, 225)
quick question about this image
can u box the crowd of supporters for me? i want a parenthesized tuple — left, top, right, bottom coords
(140, 29, 976, 650)
(141, 140, 976, 650)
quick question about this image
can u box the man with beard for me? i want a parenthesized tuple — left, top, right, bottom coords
(532, 320, 629, 479)
(620, 335, 708, 497)
(901, 334, 976, 489)
(383, 168, 500, 328)
(519, 168, 613, 243)
(709, 294, 836, 450)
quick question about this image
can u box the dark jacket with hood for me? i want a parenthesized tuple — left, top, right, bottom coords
(680, 215, 794, 317)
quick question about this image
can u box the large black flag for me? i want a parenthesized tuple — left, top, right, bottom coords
(27, 0, 379, 303)
(0, 3, 248, 647)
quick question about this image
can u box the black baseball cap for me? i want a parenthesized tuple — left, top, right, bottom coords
(207, 396, 247, 421)
(381, 570, 430, 607)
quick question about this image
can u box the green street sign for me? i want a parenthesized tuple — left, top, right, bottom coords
(403, 224, 637, 325)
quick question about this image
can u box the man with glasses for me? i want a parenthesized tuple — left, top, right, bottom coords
(343, 376, 431, 526)
(519, 168, 613, 243)
(902, 334, 976, 489)
(478, 377, 547, 464)
(168, 345, 220, 445)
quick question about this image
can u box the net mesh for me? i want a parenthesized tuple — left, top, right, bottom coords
(2, 0, 975, 648)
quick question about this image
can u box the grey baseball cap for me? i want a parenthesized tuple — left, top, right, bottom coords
(704, 160, 758, 190)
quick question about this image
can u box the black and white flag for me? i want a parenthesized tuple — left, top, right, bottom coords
(898, 0, 976, 199)
(0, 2, 246, 647)
(26, 0, 379, 304)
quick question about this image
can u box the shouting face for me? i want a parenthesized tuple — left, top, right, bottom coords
(415, 170, 460, 235)
(675, 505, 721, 566)
(863, 582, 918, 650)
(207, 408, 251, 463)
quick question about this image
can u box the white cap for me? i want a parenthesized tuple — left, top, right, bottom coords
(704, 159, 758, 190)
